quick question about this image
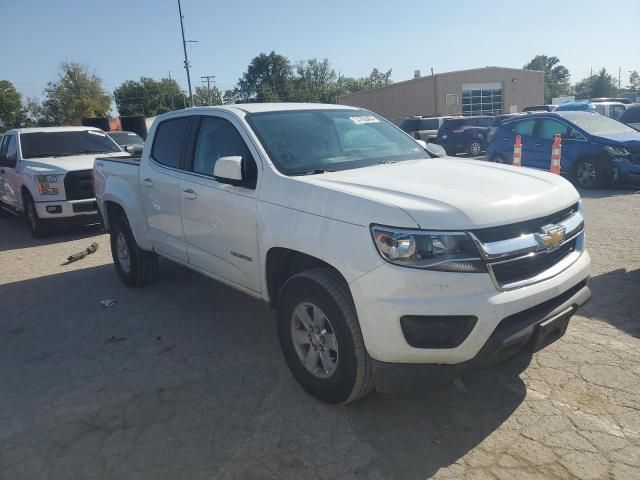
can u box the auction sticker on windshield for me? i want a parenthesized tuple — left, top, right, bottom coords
(349, 116, 380, 125)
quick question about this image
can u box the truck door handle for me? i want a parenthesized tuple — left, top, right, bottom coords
(141, 177, 153, 187)
(182, 188, 198, 200)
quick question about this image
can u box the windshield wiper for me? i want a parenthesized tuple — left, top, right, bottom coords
(289, 169, 336, 176)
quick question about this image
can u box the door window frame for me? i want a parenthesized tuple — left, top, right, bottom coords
(149, 116, 194, 171)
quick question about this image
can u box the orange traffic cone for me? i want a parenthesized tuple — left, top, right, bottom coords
(512, 135, 522, 167)
(550, 135, 562, 174)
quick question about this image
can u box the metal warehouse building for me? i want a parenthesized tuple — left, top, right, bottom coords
(336, 66, 544, 123)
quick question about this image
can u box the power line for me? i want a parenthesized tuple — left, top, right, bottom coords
(200, 75, 215, 105)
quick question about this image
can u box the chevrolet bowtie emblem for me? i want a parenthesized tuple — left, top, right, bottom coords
(536, 224, 566, 250)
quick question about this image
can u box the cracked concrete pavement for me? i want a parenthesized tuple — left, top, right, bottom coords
(0, 189, 639, 479)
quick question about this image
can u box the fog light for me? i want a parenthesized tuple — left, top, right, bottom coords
(400, 315, 477, 348)
(46, 205, 62, 214)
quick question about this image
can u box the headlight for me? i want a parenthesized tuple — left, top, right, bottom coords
(34, 175, 60, 195)
(371, 225, 486, 272)
(604, 145, 630, 157)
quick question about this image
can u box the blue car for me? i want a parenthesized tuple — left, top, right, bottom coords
(554, 101, 596, 113)
(486, 111, 640, 188)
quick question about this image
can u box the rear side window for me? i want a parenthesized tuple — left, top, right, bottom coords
(151, 117, 190, 169)
(610, 105, 626, 120)
(441, 119, 464, 131)
(511, 119, 536, 136)
(621, 107, 640, 123)
(399, 118, 419, 132)
(418, 119, 439, 130)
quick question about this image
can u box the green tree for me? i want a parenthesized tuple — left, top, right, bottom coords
(574, 68, 618, 99)
(335, 68, 393, 97)
(524, 55, 571, 103)
(293, 58, 338, 103)
(22, 97, 47, 127)
(114, 77, 186, 116)
(237, 51, 294, 102)
(628, 70, 640, 91)
(0, 80, 23, 131)
(42, 62, 111, 125)
(193, 84, 222, 106)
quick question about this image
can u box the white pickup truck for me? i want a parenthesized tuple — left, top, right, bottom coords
(0, 126, 126, 237)
(93, 103, 591, 404)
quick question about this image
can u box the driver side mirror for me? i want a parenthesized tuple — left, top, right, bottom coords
(213, 156, 244, 185)
(125, 144, 144, 155)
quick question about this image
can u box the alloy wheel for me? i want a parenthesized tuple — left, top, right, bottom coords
(577, 161, 597, 188)
(291, 302, 339, 379)
(116, 232, 131, 274)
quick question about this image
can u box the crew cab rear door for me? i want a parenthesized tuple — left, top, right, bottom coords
(139, 116, 191, 263)
(179, 113, 261, 293)
(0, 134, 20, 209)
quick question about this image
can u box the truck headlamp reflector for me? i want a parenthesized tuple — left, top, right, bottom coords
(371, 225, 486, 273)
(34, 175, 60, 195)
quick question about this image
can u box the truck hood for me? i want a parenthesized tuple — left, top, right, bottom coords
(21, 152, 130, 174)
(590, 132, 640, 147)
(301, 158, 579, 229)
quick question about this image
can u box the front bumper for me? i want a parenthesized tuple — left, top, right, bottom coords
(372, 279, 590, 392)
(349, 248, 591, 364)
(612, 158, 640, 185)
(35, 198, 98, 219)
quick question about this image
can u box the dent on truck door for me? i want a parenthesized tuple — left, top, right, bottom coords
(138, 117, 190, 263)
(180, 116, 260, 292)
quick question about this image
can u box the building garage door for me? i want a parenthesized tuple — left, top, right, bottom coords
(462, 82, 502, 116)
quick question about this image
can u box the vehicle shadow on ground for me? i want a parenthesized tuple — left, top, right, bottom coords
(0, 261, 528, 480)
(582, 267, 640, 338)
(0, 216, 104, 252)
(579, 186, 640, 199)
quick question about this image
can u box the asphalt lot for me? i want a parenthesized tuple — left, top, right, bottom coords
(1, 189, 639, 480)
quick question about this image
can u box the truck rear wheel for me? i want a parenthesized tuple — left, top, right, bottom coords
(277, 268, 375, 404)
(24, 193, 49, 238)
(110, 216, 157, 286)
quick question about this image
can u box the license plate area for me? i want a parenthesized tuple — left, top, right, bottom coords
(526, 306, 574, 353)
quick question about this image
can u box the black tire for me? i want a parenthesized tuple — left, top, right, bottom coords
(466, 141, 483, 156)
(110, 215, 157, 287)
(277, 268, 375, 404)
(572, 157, 606, 189)
(23, 193, 49, 238)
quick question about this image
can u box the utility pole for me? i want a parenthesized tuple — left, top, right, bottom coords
(201, 75, 216, 105)
(177, 0, 193, 107)
(168, 71, 174, 110)
(619, 67, 622, 91)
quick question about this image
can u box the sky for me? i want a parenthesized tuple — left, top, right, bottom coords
(1, 0, 638, 111)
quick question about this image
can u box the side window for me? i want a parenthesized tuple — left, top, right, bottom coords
(610, 105, 625, 120)
(594, 105, 606, 115)
(151, 117, 190, 169)
(623, 108, 640, 123)
(192, 117, 256, 184)
(537, 119, 571, 140)
(3, 136, 17, 167)
(0, 136, 8, 156)
(511, 119, 536, 136)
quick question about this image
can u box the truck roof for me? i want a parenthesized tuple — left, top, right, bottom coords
(177, 103, 360, 115)
(7, 126, 103, 134)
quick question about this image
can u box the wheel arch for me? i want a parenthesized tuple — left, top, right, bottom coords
(265, 247, 351, 309)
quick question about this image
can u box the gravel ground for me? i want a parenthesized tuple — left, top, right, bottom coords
(0, 189, 639, 480)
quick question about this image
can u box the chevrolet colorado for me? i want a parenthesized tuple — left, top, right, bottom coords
(93, 104, 591, 404)
(0, 127, 126, 237)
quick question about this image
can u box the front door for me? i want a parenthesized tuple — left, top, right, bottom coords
(509, 118, 537, 167)
(529, 118, 572, 171)
(180, 115, 261, 293)
(138, 116, 191, 263)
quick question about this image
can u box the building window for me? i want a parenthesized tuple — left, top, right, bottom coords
(446, 93, 458, 106)
(461, 82, 502, 116)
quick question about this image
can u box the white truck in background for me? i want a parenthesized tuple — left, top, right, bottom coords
(0, 127, 126, 237)
(93, 103, 591, 404)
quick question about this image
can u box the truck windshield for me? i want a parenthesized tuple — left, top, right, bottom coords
(20, 130, 122, 158)
(569, 114, 638, 136)
(247, 109, 428, 175)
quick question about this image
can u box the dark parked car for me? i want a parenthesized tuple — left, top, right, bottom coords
(399, 116, 457, 142)
(487, 113, 526, 143)
(106, 131, 144, 151)
(619, 104, 640, 131)
(486, 111, 640, 188)
(435, 116, 493, 156)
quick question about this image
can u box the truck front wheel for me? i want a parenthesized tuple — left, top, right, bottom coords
(110, 216, 157, 286)
(277, 268, 375, 404)
(23, 193, 49, 238)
